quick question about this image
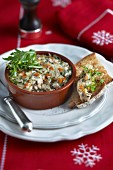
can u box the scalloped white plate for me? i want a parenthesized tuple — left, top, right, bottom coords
(0, 43, 113, 142)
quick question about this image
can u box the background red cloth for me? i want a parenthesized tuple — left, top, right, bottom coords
(57, 0, 113, 60)
(0, 0, 113, 170)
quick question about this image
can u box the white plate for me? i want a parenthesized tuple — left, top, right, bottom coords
(0, 44, 107, 128)
(0, 43, 113, 142)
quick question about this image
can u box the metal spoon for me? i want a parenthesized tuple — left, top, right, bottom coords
(0, 79, 33, 132)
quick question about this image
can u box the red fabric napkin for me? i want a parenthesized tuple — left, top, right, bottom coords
(57, 0, 113, 60)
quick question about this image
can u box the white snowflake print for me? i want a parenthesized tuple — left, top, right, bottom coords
(51, 0, 71, 8)
(71, 143, 102, 167)
(92, 30, 113, 46)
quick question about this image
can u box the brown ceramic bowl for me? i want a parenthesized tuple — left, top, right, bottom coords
(5, 51, 76, 110)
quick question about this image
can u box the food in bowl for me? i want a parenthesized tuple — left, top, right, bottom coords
(4, 49, 76, 109)
(6, 50, 72, 92)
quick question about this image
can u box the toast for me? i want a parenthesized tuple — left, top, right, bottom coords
(68, 53, 113, 109)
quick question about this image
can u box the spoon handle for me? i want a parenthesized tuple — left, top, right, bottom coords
(4, 96, 33, 132)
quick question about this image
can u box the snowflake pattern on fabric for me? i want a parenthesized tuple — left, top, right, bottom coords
(51, 0, 71, 7)
(71, 143, 102, 167)
(92, 30, 113, 46)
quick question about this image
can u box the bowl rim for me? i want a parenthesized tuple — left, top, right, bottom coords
(5, 51, 76, 95)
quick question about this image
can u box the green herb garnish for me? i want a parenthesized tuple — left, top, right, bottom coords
(3, 49, 42, 77)
(82, 66, 89, 72)
(81, 65, 105, 92)
(100, 79, 104, 83)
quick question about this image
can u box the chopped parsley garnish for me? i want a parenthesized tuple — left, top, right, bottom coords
(100, 79, 104, 83)
(81, 65, 104, 92)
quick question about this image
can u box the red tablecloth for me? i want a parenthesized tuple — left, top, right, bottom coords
(0, 0, 113, 170)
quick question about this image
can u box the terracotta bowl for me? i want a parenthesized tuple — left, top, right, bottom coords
(5, 51, 76, 110)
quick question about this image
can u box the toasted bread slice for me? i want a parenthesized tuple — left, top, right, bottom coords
(68, 53, 113, 108)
